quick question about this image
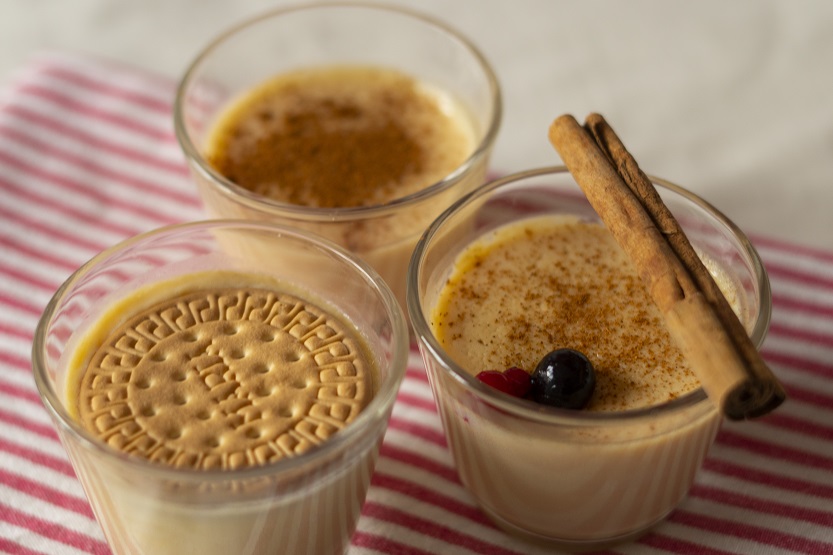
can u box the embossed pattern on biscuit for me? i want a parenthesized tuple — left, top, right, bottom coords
(78, 288, 374, 470)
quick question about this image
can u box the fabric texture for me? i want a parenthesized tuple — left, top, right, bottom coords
(1, 52, 831, 555)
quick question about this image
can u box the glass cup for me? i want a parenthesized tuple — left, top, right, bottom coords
(407, 167, 771, 550)
(33, 220, 409, 555)
(173, 2, 502, 314)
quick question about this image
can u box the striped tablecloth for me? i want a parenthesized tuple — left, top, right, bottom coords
(1, 53, 831, 555)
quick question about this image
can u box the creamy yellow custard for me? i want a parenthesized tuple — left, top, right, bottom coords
(431, 214, 703, 410)
(205, 65, 476, 208)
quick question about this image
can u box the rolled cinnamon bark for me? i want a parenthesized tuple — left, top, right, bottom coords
(549, 113, 785, 420)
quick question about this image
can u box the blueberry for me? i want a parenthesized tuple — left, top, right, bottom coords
(530, 349, 595, 409)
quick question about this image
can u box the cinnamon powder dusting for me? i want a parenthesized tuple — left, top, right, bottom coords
(431, 216, 700, 411)
(205, 66, 474, 208)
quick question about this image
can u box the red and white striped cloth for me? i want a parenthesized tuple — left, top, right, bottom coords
(1, 52, 832, 555)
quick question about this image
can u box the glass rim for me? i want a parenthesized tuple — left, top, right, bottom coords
(172, 1, 503, 222)
(407, 165, 773, 425)
(32, 218, 410, 482)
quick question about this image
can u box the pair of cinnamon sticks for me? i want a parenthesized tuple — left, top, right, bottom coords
(549, 113, 785, 420)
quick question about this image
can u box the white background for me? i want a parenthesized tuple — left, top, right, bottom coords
(1, 0, 831, 249)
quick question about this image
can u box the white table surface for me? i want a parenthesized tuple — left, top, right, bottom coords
(1, 0, 831, 250)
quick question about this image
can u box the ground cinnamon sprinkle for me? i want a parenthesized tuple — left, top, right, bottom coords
(205, 65, 474, 208)
(213, 95, 424, 208)
(431, 215, 700, 411)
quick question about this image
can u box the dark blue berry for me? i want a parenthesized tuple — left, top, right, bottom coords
(529, 349, 595, 409)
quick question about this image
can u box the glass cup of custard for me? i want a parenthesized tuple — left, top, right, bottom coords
(33, 220, 409, 555)
(407, 166, 771, 550)
(174, 2, 502, 315)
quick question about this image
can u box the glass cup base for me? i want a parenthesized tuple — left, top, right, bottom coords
(483, 503, 668, 552)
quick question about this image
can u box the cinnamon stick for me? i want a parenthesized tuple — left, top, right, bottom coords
(548, 113, 785, 420)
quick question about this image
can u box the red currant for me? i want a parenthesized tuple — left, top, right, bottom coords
(476, 367, 531, 398)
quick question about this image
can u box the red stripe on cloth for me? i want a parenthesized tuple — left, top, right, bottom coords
(0, 203, 118, 253)
(0, 264, 62, 296)
(0, 291, 41, 318)
(783, 383, 833, 412)
(0, 125, 198, 208)
(770, 322, 833, 349)
(669, 510, 833, 554)
(691, 483, 833, 527)
(762, 412, 833, 443)
(29, 52, 182, 95)
(754, 235, 833, 265)
(0, 322, 33, 343)
(362, 501, 525, 555)
(764, 349, 833, 380)
(370, 472, 490, 526)
(351, 531, 434, 555)
(773, 293, 833, 319)
(3, 105, 189, 176)
(0, 352, 34, 374)
(767, 261, 833, 290)
(638, 533, 738, 555)
(0, 353, 38, 376)
(15, 84, 174, 142)
(0, 234, 78, 273)
(0, 381, 42, 406)
(0, 504, 108, 555)
(395, 390, 439, 413)
(703, 458, 833, 499)
(405, 365, 431, 384)
(39, 66, 173, 114)
(386, 419, 447, 448)
(0, 437, 75, 478)
(716, 429, 833, 471)
(0, 151, 182, 228)
(379, 444, 460, 484)
(0, 235, 172, 300)
(0, 537, 51, 555)
(0, 409, 59, 442)
(0, 468, 95, 519)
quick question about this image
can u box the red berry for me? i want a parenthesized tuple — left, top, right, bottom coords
(504, 367, 532, 397)
(476, 367, 531, 398)
(476, 370, 512, 393)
